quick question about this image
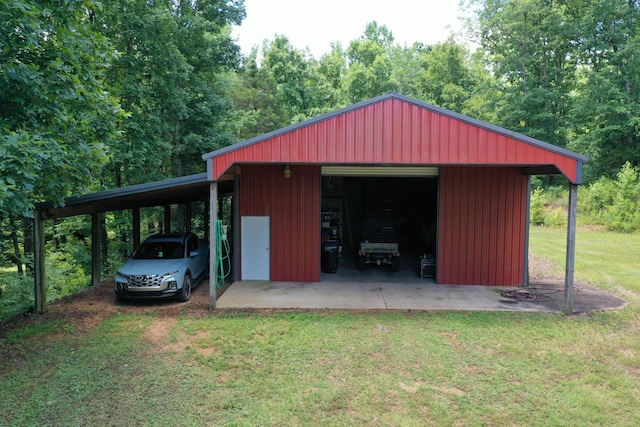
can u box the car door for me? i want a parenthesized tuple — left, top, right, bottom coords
(185, 235, 201, 277)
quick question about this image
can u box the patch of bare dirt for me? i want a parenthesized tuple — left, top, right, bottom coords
(528, 253, 563, 280)
(143, 316, 182, 352)
(0, 279, 226, 340)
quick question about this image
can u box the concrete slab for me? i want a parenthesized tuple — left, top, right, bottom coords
(216, 279, 627, 313)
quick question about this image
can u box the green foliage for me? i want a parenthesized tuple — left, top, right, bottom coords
(96, 0, 245, 185)
(531, 165, 639, 231)
(566, 0, 640, 180)
(0, 270, 33, 322)
(529, 189, 546, 226)
(261, 35, 324, 120)
(342, 22, 396, 103)
(228, 51, 290, 140)
(529, 183, 567, 228)
(464, 0, 640, 179)
(467, 0, 578, 146)
(544, 209, 567, 228)
(579, 162, 640, 232)
(417, 38, 474, 113)
(45, 251, 89, 302)
(0, 0, 125, 216)
(104, 211, 133, 277)
(603, 162, 640, 232)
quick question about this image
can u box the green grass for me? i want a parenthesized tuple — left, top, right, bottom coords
(1, 227, 640, 426)
(530, 226, 640, 294)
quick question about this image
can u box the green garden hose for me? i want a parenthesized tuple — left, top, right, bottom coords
(215, 220, 231, 288)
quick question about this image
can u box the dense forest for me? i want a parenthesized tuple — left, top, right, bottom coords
(1, 0, 640, 315)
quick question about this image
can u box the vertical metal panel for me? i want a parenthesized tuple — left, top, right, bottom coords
(238, 165, 321, 282)
(438, 166, 527, 286)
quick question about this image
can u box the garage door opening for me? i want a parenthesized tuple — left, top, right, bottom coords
(320, 172, 438, 282)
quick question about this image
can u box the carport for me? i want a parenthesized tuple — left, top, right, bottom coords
(34, 173, 234, 313)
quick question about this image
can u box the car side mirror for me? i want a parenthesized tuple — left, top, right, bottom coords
(188, 250, 199, 258)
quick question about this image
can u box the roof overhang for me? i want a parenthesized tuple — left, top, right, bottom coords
(36, 173, 233, 219)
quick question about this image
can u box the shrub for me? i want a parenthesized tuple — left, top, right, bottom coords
(577, 162, 640, 232)
(0, 272, 34, 322)
(45, 251, 89, 302)
(545, 208, 567, 227)
(530, 189, 546, 226)
(529, 186, 567, 228)
(578, 176, 614, 225)
(604, 162, 640, 233)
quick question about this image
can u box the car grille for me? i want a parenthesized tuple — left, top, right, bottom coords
(124, 274, 162, 288)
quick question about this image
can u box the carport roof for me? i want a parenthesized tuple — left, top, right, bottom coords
(202, 92, 588, 183)
(36, 173, 216, 219)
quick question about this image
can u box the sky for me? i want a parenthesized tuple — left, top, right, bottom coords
(231, 0, 469, 58)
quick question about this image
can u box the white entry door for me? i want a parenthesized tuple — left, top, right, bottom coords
(241, 216, 270, 280)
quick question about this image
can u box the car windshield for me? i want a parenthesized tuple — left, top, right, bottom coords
(132, 242, 184, 260)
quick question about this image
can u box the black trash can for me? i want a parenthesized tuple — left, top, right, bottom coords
(322, 240, 339, 273)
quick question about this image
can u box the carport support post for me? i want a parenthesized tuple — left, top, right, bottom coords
(132, 208, 141, 250)
(34, 210, 46, 313)
(91, 213, 102, 287)
(185, 202, 192, 233)
(564, 183, 578, 315)
(163, 205, 171, 233)
(209, 181, 218, 309)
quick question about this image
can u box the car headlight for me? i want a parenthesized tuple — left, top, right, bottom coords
(161, 270, 179, 281)
(161, 271, 180, 290)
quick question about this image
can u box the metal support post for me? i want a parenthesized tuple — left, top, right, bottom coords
(564, 183, 578, 315)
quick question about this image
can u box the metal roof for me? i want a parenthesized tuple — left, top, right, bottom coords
(36, 173, 231, 219)
(202, 92, 588, 184)
(202, 92, 589, 163)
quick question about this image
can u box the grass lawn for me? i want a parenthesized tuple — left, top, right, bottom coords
(530, 226, 640, 295)
(1, 227, 639, 426)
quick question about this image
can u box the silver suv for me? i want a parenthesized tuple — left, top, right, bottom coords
(114, 233, 209, 302)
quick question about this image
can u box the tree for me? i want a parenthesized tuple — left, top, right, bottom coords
(95, 0, 245, 185)
(316, 42, 348, 108)
(261, 35, 334, 122)
(342, 22, 396, 102)
(466, 0, 578, 145)
(0, 0, 124, 218)
(388, 42, 427, 99)
(568, 0, 640, 179)
(417, 38, 474, 113)
(228, 49, 290, 140)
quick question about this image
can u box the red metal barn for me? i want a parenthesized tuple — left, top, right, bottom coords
(203, 93, 585, 287)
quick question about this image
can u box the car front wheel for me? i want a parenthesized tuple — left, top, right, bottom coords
(177, 274, 192, 302)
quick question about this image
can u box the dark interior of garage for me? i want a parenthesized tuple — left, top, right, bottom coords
(321, 175, 438, 281)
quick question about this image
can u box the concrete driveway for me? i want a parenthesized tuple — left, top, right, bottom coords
(216, 279, 627, 314)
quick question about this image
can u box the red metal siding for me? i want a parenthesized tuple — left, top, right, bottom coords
(210, 98, 580, 182)
(238, 165, 321, 282)
(438, 167, 527, 286)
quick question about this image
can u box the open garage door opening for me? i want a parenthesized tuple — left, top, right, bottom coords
(320, 170, 439, 283)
